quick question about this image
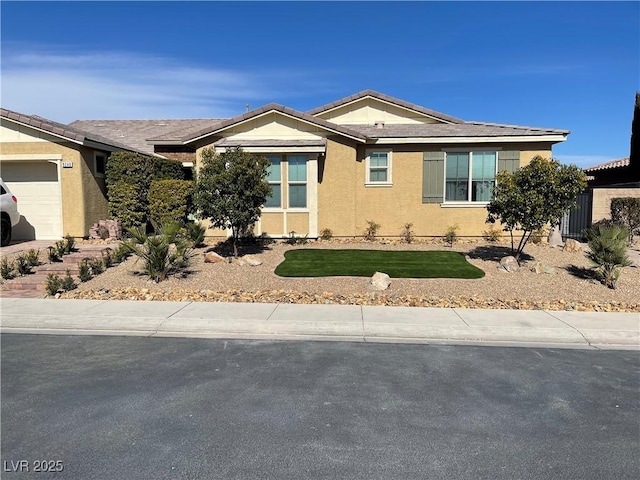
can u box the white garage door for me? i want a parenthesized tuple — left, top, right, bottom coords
(0, 161, 63, 240)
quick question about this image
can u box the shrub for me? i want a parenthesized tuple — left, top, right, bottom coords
(15, 254, 32, 276)
(48, 246, 61, 263)
(55, 240, 66, 258)
(26, 249, 40, 266)
(286, 231, 308, 245)
(88, 257, 104, 276)
(124, 225, 193, 282)
(1, 257, 15, 280)
(400, 223, 415, 244)
(78, 259, 93, 282)
(482, 225, 502, 243)
(148, 179, 195, 228)
(610, 197, 640, 241)
(102, 248, 114, 269)
(363, 220, 381, 241)
(63, 234, 76, 254)
(61, 269, 77, 291)
(319, 228, 333, 241)
(444, 224, 459, 247)
(530, 226, 549, 245)
(184, 221, 206, 248)
(45, 274, 63, 296)
(112, 242, 132, 264)
(583, 223, 632, 289)
(107, 182, 148, 230)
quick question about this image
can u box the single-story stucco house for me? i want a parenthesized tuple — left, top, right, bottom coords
(3, 90, 569, 240)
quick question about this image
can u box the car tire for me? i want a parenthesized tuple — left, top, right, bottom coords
(1, 216, 11, 247)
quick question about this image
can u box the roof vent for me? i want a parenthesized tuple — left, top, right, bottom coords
(374, 120, 385, 129)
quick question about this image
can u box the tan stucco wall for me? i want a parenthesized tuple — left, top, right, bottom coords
(318, 140, 553, 237)
(591, 187, 640, 223)
(79, 147, 110, 236)
(260, 213, 283, 237)
(286, 212, 309, 235)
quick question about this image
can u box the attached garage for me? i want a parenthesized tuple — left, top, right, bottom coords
(1, 160, 63, 240)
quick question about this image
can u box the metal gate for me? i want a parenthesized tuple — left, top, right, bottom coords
(560, 189, 593, 240)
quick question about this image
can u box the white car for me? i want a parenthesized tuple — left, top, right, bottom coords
(1, 177, 20, 247)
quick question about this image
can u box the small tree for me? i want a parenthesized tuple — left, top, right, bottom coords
(486, 156, 587, 262)
(193, 147, 271, 257)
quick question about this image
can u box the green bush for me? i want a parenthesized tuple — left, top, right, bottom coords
(482, 225, 502, 243)
(106, 152, 185, 230)
(63, 234, 76, 254)
(78, 259, 92, 282)
(48, 246, 61, 263)
(15, 254, 32, 276)
(400, 223, 415, 244)
(610, 197, 640, 241)
(26, 249, 40, 266)
(184, 221, 206, 248)
(61, 269, 77, 291)
(102, 248, 114, 268)
(319, 228, 333, 241)
(112, 242, 132, 264)
(444, 224, 459, 247)
(45, 274, 63, 296)
(148, 179, 194, 227)
(583, 223, 632, 289)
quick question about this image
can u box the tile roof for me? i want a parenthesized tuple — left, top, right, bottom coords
(152, 104, 368, 143)
(307, 90, 465, 124)
(70, 119, 223, 155)
(1, 108, 148, 154)
(583, 157, 630, 172)
(348, 122, 569, 138)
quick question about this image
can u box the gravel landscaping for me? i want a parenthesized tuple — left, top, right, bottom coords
(59, 239, 640, 312)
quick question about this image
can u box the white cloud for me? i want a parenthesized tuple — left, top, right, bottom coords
(0, 48, 317, 122)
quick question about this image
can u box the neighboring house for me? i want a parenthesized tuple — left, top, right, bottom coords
(0, 108, 146, 240)
(3, 90, 570, 240)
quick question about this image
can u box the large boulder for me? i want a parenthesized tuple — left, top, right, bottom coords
(547, 225, 564, 247)
(237, 254, 263, 266)
(204, 251, 225, 263)
(498, 256, 519, 273)
(530, 261, 557, 275)
(563, 239, 583, 253)
(370, 271, 391, 290)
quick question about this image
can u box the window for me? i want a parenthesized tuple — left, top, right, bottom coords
(94, 153, 106, 176)
(264, 156, 282, 208)
(287, 156, 307, 208)
(445, 151, 496, 202)
(366, 150, 392, 185)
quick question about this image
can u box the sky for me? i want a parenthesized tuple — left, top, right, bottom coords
(1, 1, 638, 168)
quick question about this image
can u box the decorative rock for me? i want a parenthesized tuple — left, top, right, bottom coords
(563, 239, 583, 253)
(370, 271, 391, 290)
(498, 256, 519, 272)
(242, 255, 263, 266)
(204, 252, 225, 263)
(530, 262, 557, 275)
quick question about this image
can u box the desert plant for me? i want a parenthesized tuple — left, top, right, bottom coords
(583, 223, 633, 289)
(63, 234, 76, 254)
(363, 220, 381, 241)
(61, 269, 77, 291)
(102, 248, 114, 269)
(530, 226, 549, 245)
(124, 225, 193, 282)
(1, 257, 15, 280)
(184, 221, 206, 248)
(25, 249, 40, 266)
(400, 223, 415, 244)
(14, 254, 32, 276)
(444, 224, 459, 247)
(112, 242, 132, 264)
(55, 240, 66, 258)
(88, 257, 104, 276)
(48, 246, 61, 263)
(77, 259, 93, 282)
(319, 228, 333, 241)
(44, 274, 63, 296)
(482, 225, 502, 243)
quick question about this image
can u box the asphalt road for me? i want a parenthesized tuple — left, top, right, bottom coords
(1, 335, 638, 480)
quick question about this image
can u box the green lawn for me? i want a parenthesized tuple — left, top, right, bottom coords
(274, 249, 485, 279)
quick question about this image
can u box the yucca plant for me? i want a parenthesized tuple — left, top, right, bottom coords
(124, 224, 193, 282)
(44, 274, 63, 296)
(14, 254, 32, 276)
(583, 223, 632, 289)
(184, 221, 206, 248)
(61, 269, 77, 291)
(26, 249, 41, 267)
(1, 257, 15, 280)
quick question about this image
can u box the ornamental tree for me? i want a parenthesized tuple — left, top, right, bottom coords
(486, 156, 587, 262)
(193, 147, 271, 257)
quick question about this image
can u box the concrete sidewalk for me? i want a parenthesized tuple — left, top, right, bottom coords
(0, 298, 638, 350)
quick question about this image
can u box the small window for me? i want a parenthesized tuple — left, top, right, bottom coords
(445, 151, 496, 202)
(366, 150, 392, 186)
(264, 156, 282, 208)
(95, 153, 107, 176)
(287, 156, 307, 208)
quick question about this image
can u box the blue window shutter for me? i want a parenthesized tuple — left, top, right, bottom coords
(497, 150, 520, 173)
(423, 152, 445, 203)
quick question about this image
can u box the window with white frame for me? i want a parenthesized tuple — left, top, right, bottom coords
(366, 150, 392, 185)
(264, 155, 282, 208)
(445, 151, 496, 202)
(287, 156, 307, 208)
(94, 153, 107, 177)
